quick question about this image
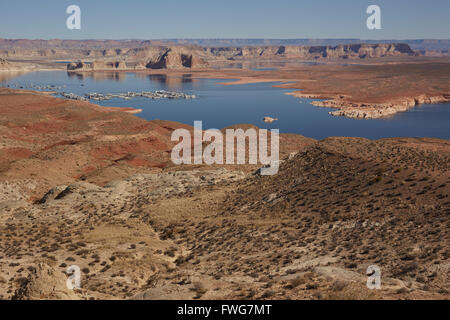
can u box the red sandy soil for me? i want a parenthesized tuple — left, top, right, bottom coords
(0, 88, 182, 199)
(0, 88, 311, 200)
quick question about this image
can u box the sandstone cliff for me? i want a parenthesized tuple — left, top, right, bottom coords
(65, 43, 416, 71)
(215, 43, 416, 60)
(7, 42, 417, 64)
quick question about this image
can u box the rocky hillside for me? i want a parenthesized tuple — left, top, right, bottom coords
(1, 135, 448, 300)
(138, 137, 449, 300)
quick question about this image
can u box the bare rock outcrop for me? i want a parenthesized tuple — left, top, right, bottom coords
(311, 94, 450, 119)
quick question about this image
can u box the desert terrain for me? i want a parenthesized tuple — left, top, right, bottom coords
(0, 39, 449, 300)
(0, 87, 448, 300)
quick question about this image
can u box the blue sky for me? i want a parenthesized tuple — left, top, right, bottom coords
(0, 0, 449, 39)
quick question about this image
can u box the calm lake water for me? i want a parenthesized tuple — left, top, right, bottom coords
(1, 71, 449, 140)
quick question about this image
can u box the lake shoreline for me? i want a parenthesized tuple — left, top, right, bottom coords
(2, 70, 450, 140)
(4, 57, 450, 120)
(65, 62, 450, 119)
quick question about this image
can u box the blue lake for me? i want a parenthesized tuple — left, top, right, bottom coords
(1, 71, 449, 140)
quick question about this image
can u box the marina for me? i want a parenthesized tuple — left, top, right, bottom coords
(2, 82, 197, 102)
(84, 90, 196, 101)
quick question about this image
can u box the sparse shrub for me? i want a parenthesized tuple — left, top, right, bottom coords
(306, 283, 318, 290)
(396, 287, 408, 294)
(331, 281, 347, 292)
(192, 282, 208, 298)
(261, 290, 275, 298)
(288, 276, 305, 289)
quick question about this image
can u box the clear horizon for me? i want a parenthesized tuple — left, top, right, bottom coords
(1, 38, 450, 41)
(0, 0, 449, 40)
